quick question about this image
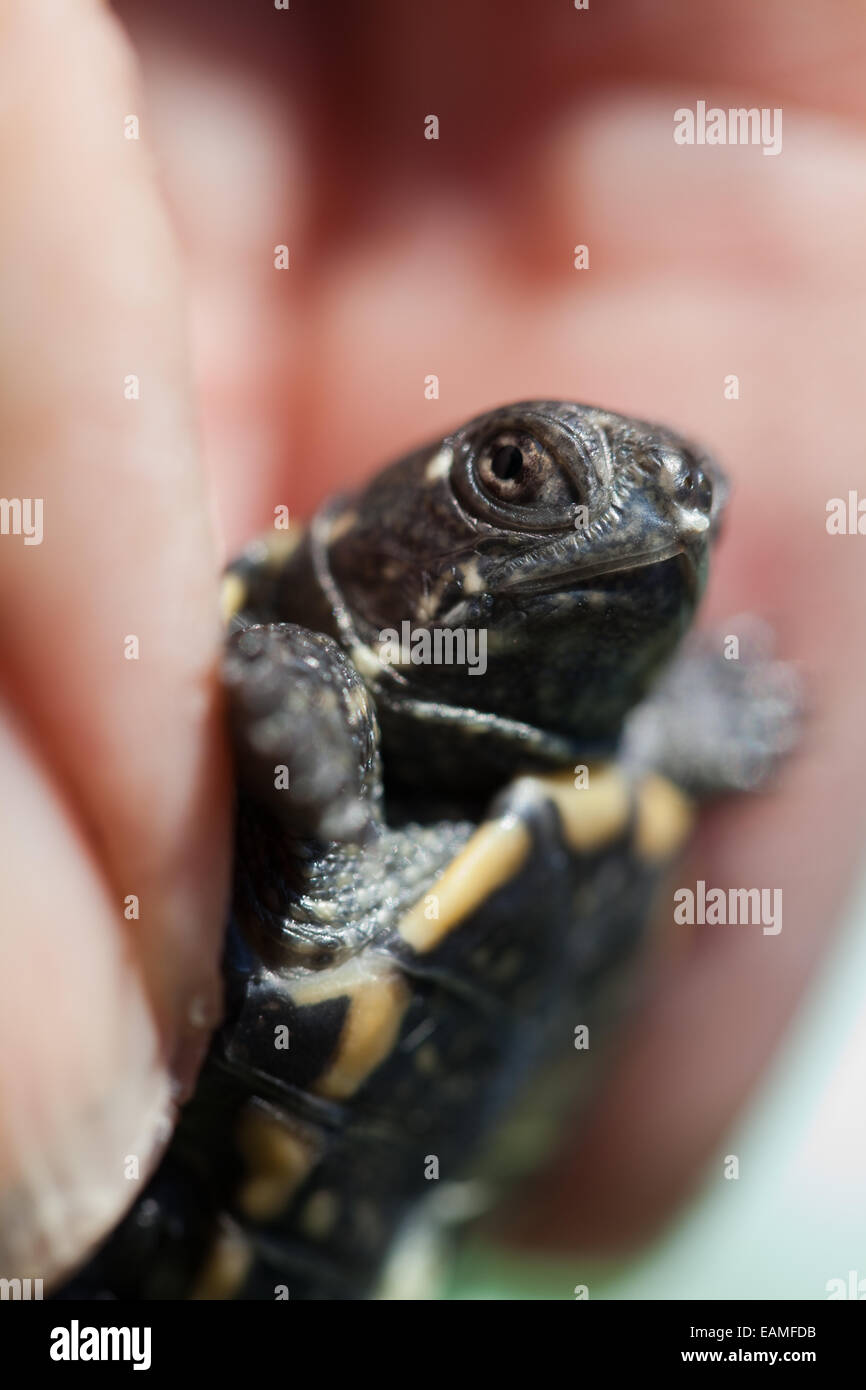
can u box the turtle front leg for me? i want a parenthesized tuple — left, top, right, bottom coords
(621, 616, 802, 799)
(222, 622, 383, 845)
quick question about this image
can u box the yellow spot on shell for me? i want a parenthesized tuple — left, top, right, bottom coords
(300, 1189, 339, 1240)
(635, 774, 694, 861)
(291, 955, 410, 1101)
(190, 1220, 253, 1300)
(414, 1043, 439, 1074)
(235, 1103, 318, 1221)
(399, 814, 531, 953)
(517, 764, 631, 852)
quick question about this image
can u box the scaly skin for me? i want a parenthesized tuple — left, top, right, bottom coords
(53, 402, 797, 1300)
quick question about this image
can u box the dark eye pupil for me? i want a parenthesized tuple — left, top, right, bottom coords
(491, 444, 524, 480)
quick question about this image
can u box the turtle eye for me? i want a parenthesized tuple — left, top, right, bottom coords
(475, 432, 551, 505)
(490, 444, 523, 480)
(451, 416, 587, 532)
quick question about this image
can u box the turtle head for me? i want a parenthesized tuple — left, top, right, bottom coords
(312, 401, 727, 785)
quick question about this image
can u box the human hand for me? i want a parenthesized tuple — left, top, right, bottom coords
(2, 0, 864, 1286)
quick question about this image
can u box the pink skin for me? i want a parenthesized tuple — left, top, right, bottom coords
(0, 0, 863, 1283)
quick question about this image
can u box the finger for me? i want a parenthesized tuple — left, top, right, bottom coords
(122, 28, 307, 553)
(0, 703, 171, 1282)
(0, 0, 228, 1280)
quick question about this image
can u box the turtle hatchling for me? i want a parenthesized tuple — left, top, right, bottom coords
(55, 400, 799, 1300)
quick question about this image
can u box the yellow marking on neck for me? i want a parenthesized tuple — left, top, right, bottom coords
(517, 764, 631, 852)
(398, 814, 531, 954)
(241, 526, 305, 581)
(235, 1103, 319, 1222)
(328, 508, 358, 542)
(219, 572, 247, 625)
(190, 1221, 253, 1301)
(460, 558, 485, 594)
(259, 525, 305, 569)
(291, 955, 411, 1101)
(351, 641, 387, 681)
(425, 445, 453, 481)
(635, 773, 694, 861)
(220, 526, 305, 626)
(300, 1189, 339, 1240)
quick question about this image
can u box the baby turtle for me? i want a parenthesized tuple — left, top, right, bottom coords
(56, 401, 799, 1300)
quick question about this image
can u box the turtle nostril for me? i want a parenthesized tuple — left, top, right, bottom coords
(677, 456, 713, 513)
(693, 469, 713, 512)
(693, 453, 730, 538)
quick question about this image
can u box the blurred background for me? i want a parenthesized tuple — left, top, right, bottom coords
(109, 0, 866, 1297)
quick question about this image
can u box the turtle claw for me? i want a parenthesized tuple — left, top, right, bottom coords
(622, 615, 804, 798)
(223, 622, 383, 844)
